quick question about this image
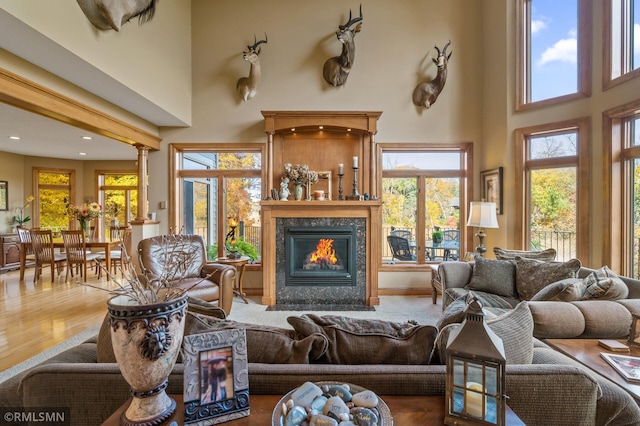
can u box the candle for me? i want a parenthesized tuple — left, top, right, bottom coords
(353, 156, 358, 168)
(338, 163, 344, 174)
(465, 382, 484, 418)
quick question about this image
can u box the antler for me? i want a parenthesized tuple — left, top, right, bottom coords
(339, 4, 363, 29)
(247, 33, 268, 53)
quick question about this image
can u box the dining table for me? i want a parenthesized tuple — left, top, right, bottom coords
(19, 236, 122, 281)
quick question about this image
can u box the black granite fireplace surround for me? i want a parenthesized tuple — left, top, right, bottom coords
(274, 217, 370, 309)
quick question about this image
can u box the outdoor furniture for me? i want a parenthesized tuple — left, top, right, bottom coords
(30, 229, 67, 282)
(442, 229, 460, 260)
(61, 230, 100, 282)
(387, 235, 416, 261)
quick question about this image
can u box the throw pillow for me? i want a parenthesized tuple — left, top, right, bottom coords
(493, 247, 556, 262)
(530, 278, 586, 302)
(465, 256, 517, 298)
(581, 266, 629, 300)
(287, 314, 438, 365)
(434, 301, 534, 365)
(515, 256, 582, 301)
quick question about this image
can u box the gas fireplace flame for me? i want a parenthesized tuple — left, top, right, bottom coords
(310, 239, 337, 265)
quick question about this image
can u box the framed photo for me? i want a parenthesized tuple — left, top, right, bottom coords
(316, 171, 332, 200)
(629, 314, 640, 347)
(0, 181, 7, 211)
(183, 329, 249, 424)
(601, 352, 640, 383)
(481, 167, 503, 215)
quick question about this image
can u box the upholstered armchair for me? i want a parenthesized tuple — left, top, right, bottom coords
(137, 234, 236, 314)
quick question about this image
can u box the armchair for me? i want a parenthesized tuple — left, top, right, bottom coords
(137, 234, 236, 314)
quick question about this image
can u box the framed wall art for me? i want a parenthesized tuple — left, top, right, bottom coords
(0, 181, 7, 211)
(480, 167, 503, 215)
(183, 328, 249, 424)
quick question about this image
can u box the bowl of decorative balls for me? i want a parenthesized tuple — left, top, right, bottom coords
(272, 381, 393, 426)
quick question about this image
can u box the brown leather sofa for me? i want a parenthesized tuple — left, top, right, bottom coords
(137, 234, 236, 314)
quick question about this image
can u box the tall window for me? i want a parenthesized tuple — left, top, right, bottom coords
(98, 171, 137, 236)
(604, 0, 640, 89)
(516, 0, 591, 110)
(34, 168, 74, 233)
(171, 144, 264, 261)
(379, 144, 472, 266)
(604, 99, 640, 277)
(515, 118, 590, 262)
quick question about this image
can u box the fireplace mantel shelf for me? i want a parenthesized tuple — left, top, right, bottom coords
(260, 200, 382, 307)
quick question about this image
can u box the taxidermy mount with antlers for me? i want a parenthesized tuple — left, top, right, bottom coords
(76, 0, 157, 32)
(237, 34, 268, 102)
(322, 5, 363, 87)
(412, 41, 452, 109)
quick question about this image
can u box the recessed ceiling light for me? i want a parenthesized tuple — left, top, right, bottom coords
(9, 136, 20, 140)
(78, 152, 87, 156)
(82, 136, 93, 140)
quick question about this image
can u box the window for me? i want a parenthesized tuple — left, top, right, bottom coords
(171, 144, 264, 261)
(98, 171, 137, 237)
(604, 0, 640, 89)
(604, 99, 640, 277)
(516, 0, 592, 110)
(379, 144, 472, 266)
(515, 118, 590, 262)
(33, 168, 75, 233)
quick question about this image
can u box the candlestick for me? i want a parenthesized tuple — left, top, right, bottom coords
(349, 165, 360, 199)
(353, 156, 358, 168)
(338, 172, 344, 200)
(338, 163, 344, 175)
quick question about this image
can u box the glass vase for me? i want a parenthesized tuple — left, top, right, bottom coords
(79, 219, 91, 240)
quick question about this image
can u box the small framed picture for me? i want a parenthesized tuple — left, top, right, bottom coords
(629, 314, 640, 347)
(481, 167, 503, 215)
(183, 329, 249, 424)
(0, 181, 7, 211)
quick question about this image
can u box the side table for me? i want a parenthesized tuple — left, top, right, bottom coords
(428, 263, 442, 304)
(215, 256, 250, 304)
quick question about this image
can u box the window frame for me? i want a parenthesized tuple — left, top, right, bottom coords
(97, 169, 137, 238)
(603, 98, 640, 274)
(514, 118, 590, 263)
(170, 143, 266, 265)
(516, 0, 592, 111)
(603, 0, 640, 90)
(377, 142, 473, 270)
(32, 167, 76, 229)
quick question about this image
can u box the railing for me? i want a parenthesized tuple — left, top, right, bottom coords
(529, 229, 576, 261)
(382, 225, 458, 261)
(192, 225, 261, 256)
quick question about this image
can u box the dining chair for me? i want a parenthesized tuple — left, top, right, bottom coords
(30, 229, 67, 283)
(97, 226, 132, 278)
(62, 230, 100, 282)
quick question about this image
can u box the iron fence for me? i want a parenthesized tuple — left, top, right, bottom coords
(529, 229, 576, 261)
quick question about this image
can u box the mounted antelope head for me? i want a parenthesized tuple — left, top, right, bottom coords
(236, 33, 268, 102)
(322, 5, 363, 87)
(76, 0, 157, 32)
(412, 41, 452, 109)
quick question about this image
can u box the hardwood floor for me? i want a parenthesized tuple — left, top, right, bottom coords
(0, 266, 120, 372)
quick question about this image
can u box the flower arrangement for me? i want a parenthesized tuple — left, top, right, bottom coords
(284, 163, 319, 186)
(14, 195, 35, 225)
(65, 199, 103, 222)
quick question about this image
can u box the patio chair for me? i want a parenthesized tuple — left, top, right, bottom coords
(62, 230, 100, 282)
(387, 235, 416, 261)
(30, 229, 67, 282)
(442, 229, 460, 261)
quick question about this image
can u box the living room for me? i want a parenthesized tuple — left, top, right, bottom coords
(2, 0, 640, 424)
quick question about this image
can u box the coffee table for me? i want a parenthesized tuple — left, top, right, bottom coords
(545, 338, 640, 402)
(102, 394, 525, 425)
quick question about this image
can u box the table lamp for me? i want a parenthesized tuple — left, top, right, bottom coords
(466, 201, 498, 256)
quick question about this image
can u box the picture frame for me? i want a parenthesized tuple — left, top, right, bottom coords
(183, 328, 249, 424)
(601, 352, 640, 383)
(629, 314, 640, 347)
(480, 167, 503, 215)
(316, 171, 332, 200)
(0, 181, 7, 211)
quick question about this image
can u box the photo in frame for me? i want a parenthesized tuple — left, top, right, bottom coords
(480, 167, 503, 215)
(183, 328, 249, 424)
(316, 171, 332, 200)
(0, 181, 7, 211)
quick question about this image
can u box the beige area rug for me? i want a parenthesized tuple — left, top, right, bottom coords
(0, 295, 443, 385)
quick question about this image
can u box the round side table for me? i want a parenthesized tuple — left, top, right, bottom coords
(215, 256, 250, 304)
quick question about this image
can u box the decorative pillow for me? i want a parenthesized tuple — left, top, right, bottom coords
(465, 256, 516, 298)
(515, 256, 582, 301)
(581, 266, 629, 300)
(444, 288, 519, 310)
(287, 314, 438, 365)
(530, 278, 586, 302)
(493, 247, 556, 262)
(434, 301, 534, 365)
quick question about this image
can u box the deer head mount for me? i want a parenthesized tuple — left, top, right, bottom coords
(412, 41, 452, 109)
(76, 0, 157, 32)
(322, 5, 363, 87)
(236, 34, 268, 102)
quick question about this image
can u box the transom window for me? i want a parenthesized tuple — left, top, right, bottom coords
(605, 0, 640, 89)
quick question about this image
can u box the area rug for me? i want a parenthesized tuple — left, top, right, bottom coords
(266, 303, 375, 311)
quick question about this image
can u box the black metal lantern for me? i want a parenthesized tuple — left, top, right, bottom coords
(445, 296, 507, 425)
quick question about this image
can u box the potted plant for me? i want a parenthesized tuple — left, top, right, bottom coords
(208, 239, 259, 262)
(432, 226, 443, 244)
(14, 195, 35, 227)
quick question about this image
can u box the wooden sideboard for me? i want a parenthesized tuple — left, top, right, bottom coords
(0, 233, 21, 273)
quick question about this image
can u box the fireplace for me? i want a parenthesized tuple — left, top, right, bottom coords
(285, 226, 357, 287)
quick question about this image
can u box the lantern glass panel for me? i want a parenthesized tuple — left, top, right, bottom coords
(453, 359, 464, 387)
(452, 388, 464, 414)
(486, 365, 497, 394)
(467, 362, 483, 383)
(486, 396, 498, 423)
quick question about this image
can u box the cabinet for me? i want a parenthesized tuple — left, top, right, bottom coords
(0, 233, 21, 273)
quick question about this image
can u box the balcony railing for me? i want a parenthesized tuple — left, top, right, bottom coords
(529, 229, 576, 261)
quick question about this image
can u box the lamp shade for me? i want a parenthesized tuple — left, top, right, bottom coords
(466, 201, 499, 228)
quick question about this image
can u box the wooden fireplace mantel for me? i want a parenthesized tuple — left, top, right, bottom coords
(260, 200, 382, 306)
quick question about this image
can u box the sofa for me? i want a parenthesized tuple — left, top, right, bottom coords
(1, 298, 639, 425)
(436, 250, 640, 340)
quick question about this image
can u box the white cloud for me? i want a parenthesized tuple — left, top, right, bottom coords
(537, 37, 577, 66)
(531, 19, 547, 34)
